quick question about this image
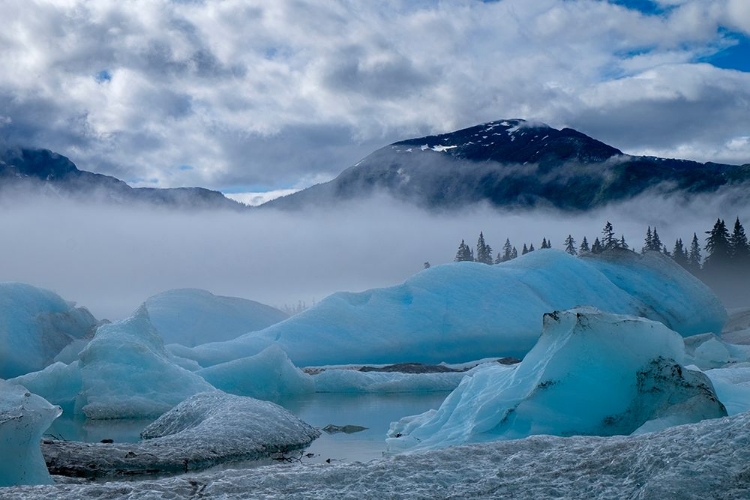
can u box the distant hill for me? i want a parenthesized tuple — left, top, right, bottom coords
(0, 148, 245, 210)
(263, 119, 750, 211)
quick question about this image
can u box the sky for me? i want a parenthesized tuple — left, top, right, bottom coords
(1, 0, 749, 203)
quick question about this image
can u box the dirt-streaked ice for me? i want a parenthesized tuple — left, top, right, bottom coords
(4, 410, 750, 499)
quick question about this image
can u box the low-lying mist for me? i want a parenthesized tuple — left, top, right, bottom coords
(1, 188, 748, 321)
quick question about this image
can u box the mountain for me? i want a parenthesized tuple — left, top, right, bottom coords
(263, 119, 750, 211)
(0, 148, 245, 210)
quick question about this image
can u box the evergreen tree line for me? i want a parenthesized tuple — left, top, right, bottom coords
(453, 218, 750, 278)
(455, 232, 552, 264)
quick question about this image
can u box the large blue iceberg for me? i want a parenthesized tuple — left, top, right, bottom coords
(171, 250, 726, 368)
(144, 288, 288, 347)
(385, 308, 727, 454)
(0, 283, 97, 379)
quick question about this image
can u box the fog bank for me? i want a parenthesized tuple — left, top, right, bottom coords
(0, 190, 747, 321)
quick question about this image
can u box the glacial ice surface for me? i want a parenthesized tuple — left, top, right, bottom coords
(11, 306, 214, 419)
(386, 308, 726, 453)
(197, 345, 314, 401)
(0, 380, 61, 486)
(144, 288, 288, 346)
(703, 366, 750, 415)
(684, 333, 750, 370)
(582, 249, 726, 337)
(41, 391, 320, 478)
(5, 410, 750, 499)
(313, 366, 480, 393)
(0, 283, 97, 378)
(173, 250, 725, 368)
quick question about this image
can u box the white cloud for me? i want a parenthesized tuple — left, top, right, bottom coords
(0, 0, 748, 192)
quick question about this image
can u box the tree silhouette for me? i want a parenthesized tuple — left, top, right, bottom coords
(455, 239, 473, 262)
(602, 221, 616, 250)
(564, 235, 577, 255)
(687, 233, 702, 274)
(579, 236, 590, 253)
(591, 237, 602, 254)
(651, 227, 662, 252)
(476, 232, 493, 265)
(730, 217, 750, 265)
(619, 235, 628, 250)
(672, 238, 688, 268)
(704, 218, 732, 271)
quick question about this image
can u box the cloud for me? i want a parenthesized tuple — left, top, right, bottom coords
(569, 63, 750, 164)
(0, 0, 748, 193)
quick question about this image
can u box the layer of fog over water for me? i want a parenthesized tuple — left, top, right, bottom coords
(1, 188, 749, 321)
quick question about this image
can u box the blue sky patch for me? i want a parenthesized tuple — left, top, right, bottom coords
(607, 0, 668, 16)
(701, 33, 750, 73)
(95, 70, 112, 83)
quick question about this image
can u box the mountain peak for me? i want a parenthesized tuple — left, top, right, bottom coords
(393, 119, 621, 167)
(0, 148, 79, 180)
(264, 118, 749, 211)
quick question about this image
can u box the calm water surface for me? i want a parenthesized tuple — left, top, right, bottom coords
(47, 392, 450, 465)
(281, 392, 449, 463)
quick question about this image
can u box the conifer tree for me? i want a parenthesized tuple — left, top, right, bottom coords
(688, 233, 702, 273)
(592, 237, 602, 254)
(528, 243, 535, 252)
(455, 239, 473, 262)
(502, 238, 513, 262)
(476, 232, 493, 265)
(730, 217, 750, 264)
(564, 235, 577, 255)
(579, 236, 590, 253)
(602, 221, 616, 250)
(495, 252, 503, 264)
(704, 218, 732, 270)
(619, 235, 628, 250)
(643, 226, 653, 253)
(541, 237, 548, 249)
(511, 247, 518, 259)
(522, 243, 529, 255)
(672, 238, 688, 268)
(651, 227, 662, 252)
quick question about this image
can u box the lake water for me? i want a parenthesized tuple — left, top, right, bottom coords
(281, 392, 449, 463)
(46, 392, 450, 468)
